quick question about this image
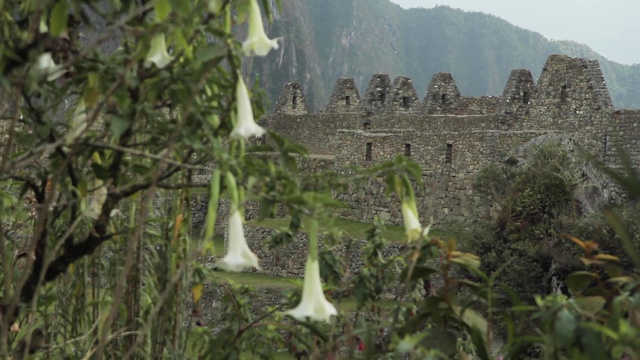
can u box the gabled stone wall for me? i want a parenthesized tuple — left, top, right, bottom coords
(326, 78, 361, 113)
(498, 69, 535, 116)
(273, 82, 310, 115)
(521, 55, 614, 160)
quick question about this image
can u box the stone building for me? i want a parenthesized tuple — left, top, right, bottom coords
(265, 55, 640, 225)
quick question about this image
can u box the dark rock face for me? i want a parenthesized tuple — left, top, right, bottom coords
(514, 133, 619, 214)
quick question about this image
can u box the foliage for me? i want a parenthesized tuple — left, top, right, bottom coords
(0, 1, 639, 359)
(465, 145, 582, 302)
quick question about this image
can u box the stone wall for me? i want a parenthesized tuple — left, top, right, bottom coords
(607, 110, 640, 168)
(370, 114, 512, 133)
(190, 155, 334, 230)
(197, 225, 409, 328)
(454, 96, 500, 115)
(191, 197, 404, 280)
(262, 55, 639, 225)
(332, 129, 554, 224)
(265, 113, 359, 154)
(519, 55, 614, 160)
(225, 225, 407, 278)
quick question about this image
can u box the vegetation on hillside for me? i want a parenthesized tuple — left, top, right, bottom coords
(252, 0, 640, 110)
(0, 1, 639, 359)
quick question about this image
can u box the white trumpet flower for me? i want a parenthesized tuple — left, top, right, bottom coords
(66, 98, 87, 144)
(230, 76, 266, 139)
(87, 179, 107, 219)
(286, 257, 337, 323)
(216, 208, 261, 272)
(401, 199, 422, 242)
(207, 0, 223, 14)
(34, 52, 65, 81)
(145, 34, 173, 69)
(242, 0, 279, 57)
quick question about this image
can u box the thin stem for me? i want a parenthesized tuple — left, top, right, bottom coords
(308, 219, 319, 262)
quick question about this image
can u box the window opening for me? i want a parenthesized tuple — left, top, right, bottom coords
(345, 96, 350, 106)
(292, 95, 298, 108)
(380, 93, 386, 105)
(523, 91, 530, 104)
(441, 94, 448, 105)
(560, 85, 568, 103)
(402, 96, 410, 107)
(365, 143, 372, 161)
(404, 143, 411, 157)
(445, 144, 453, 164)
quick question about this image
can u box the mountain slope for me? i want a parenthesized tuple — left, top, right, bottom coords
(251, 0, 639, 110)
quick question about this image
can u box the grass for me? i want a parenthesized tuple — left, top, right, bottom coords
(247, 215, 446, 242)
(247, 217, 412, 242)
(212, 271, 398, 312)
(224, 273, 400, 360)
(208, 216, 440, 304)
(215, 271, 299, 289)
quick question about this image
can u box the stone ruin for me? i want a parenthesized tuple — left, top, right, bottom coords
(265, 55, 640, 225)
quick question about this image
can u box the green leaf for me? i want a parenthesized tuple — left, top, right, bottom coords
(398, 312, 428, 336)
(50, 1, 69, 37)
(450, 251, 481, 270)
(555, 308, 576, 347)
(582, 287, 609, 298)
(195, 44, 225, 65)
(192, 283, 203, 304)
(83, 85, 100, 108)
(77, 180, 88, 198)
(458, 279, 484, 296)
(454, 306, 487, 341)
(511, 305, 537, 312)
(258, 199, 276, 220)
(470, 325, 490, 360)
(579, 326, 607, 360)
(110, 116, 130, 138)
(605, 263, 622, 278)
(579, 322, 619, 341)
(268, 229, 294, 250)
(416, 328, 457, 356)
(565, 271, 596, 292)
(289, 212, 301, 232)
(174, 29, 192, 59)
(204, 170, 221, 242)
(91, 163, 110, 181)
(574, 296, 605, 316)
(400, 265, 436, 282)
(154, 0, 172, 21)
(593, 253, 620, 262)
(606, 276, 635, 284)
(170, 0, 191, 14)
(319, 250, 341, 285)
(605, 209, 640, 268)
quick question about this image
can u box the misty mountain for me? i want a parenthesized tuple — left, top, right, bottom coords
(248, 0, 640, 111)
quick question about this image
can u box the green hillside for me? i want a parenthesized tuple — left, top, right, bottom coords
(250, 0, 640, 111)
